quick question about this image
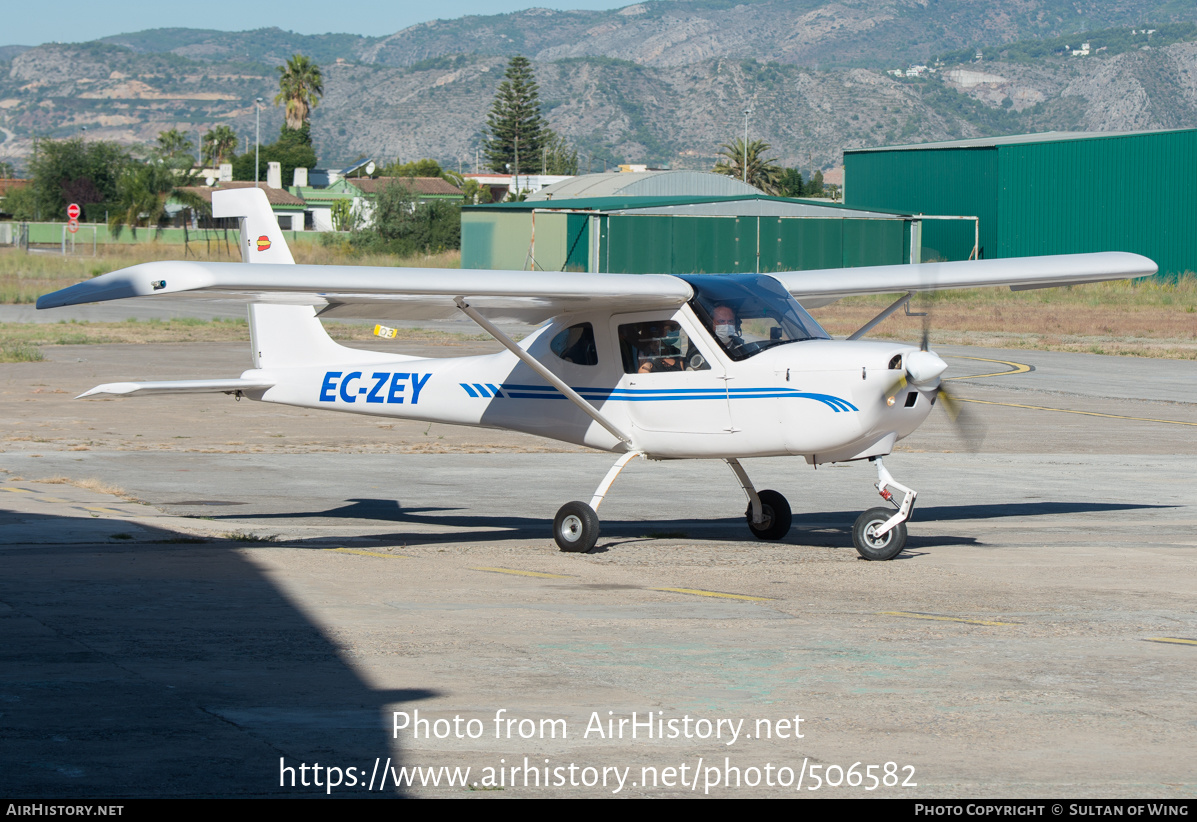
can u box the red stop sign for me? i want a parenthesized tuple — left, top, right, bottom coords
(67, 203, 81, 220)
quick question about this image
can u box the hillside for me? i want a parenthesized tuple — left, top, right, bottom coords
(2, 0, 1197, 175)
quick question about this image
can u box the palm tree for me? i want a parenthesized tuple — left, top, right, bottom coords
(712, 138, 783, 195)
(202, 125, 238, 168)
(274, 54, 324, 131)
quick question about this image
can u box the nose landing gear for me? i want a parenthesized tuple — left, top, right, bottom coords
(852, 456, 916, 560)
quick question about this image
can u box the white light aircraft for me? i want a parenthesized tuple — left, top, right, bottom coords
(37, 189, 1156, 558)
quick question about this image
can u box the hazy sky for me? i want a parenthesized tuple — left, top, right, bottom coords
(7, 1, 643, 47)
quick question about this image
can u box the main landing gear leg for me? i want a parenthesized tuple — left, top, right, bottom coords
(852, 456, 916, 561)
(553, 451, 641, 553)
(726, 459, 792, 541)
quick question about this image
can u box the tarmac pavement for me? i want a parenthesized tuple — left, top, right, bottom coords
(0, 339, 1194, 798)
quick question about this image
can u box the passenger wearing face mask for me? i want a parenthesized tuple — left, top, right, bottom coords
(710, 304, 745, 354)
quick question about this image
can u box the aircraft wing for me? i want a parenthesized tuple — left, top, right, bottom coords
(36, 262, 693, 323)
(772, 252, 1157, 307)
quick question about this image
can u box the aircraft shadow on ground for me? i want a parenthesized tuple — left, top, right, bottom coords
(175, 498, 1172, 550)
(0, 510, 435, 798)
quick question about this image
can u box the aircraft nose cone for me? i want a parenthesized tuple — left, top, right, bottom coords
(905, 350, 948, 387)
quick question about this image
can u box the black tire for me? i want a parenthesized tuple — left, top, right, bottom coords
(745, 489, 792, 541)
(852, 507, 908, 561)
(554, 501, 600, 553)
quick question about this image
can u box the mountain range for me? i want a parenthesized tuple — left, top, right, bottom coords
(2, 0, 1196, 175)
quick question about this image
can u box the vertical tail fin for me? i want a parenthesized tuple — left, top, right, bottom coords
(212, 187, 348, 368)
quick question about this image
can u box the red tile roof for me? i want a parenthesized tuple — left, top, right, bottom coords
(348, 176, 464, 196)
(180, 182, 306, 207)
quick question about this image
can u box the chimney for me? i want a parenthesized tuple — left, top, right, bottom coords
(267, 161, 282, 189)
(293, 167, 308, 187)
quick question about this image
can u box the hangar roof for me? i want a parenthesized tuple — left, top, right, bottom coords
(466, 193, 910, 219)
(848, 128, 1197, 153)
(527, 170, 760, 200)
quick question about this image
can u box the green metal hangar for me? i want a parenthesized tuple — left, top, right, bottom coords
(844, 129, 1197, 276)
(462, 171, 921, 275)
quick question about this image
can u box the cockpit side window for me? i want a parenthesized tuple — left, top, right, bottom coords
(550, 322, 598, 366)
(617, 320, 711, 375)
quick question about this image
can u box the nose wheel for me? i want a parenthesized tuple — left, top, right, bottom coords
(852, 457, 916, 560)
(852, 507, 908, 560)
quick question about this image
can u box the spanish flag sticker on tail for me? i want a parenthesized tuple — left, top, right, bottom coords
(256, 235, 272, 252)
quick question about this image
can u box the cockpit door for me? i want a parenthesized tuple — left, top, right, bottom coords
(608, 308, 732, 436)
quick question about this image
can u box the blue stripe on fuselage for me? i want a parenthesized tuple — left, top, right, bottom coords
(463, 382, 858, 412)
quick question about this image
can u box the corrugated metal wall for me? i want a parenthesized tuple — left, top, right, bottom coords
(846, 147, 996, 261)
(603, 215, 909, 274)
(996, 131, 1197, 276)
(846, 130, 1197, 276)
(465, 209, 912, 273)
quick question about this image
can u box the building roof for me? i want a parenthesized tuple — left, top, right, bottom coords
(528, 171, 760, 201)
(179, 182, 307, 208)
(0, 178, 28, 197)
(346, 176, 464, 196)
(466, 192, 910, 218)
(847, 128, 1197, 153)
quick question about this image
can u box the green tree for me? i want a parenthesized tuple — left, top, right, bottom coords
(460, 178, 493, 205)
(541, 131, 578, 175)
(0, 161, 16, 178)
(24, 138, 130, 221)
(109, 152, 205, 237)
(275, 54, 324, 131)
(330, 198, 356, 232)
(230, 124, 317, 185)
(776, 167, 804, 198)
(156, 128, 195, 161)
(483, 56, 547, 174)
(712, 138, 783, 195)
(202, 125, 238, 167)
(381, 158, 446, 179)
(803, 169, 825, 197)
(350, 180, 461, 256)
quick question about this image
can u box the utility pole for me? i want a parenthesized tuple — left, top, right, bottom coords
(742, 107, 752, 184)
(254, 97, 264, 188)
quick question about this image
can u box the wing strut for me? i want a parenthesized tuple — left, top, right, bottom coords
(847, 291, 914, 341)
(453, 298, 634, 448)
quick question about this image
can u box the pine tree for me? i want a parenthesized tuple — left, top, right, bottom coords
(483, 56, 547, 174)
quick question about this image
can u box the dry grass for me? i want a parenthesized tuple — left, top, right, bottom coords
(32, 475, 140, 502)
(808, 276, 1197, 359)
(0, 318, 487, 358)
(0, 245, 461, 304)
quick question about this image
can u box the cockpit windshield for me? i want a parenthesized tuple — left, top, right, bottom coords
(680, 273, 830, 361)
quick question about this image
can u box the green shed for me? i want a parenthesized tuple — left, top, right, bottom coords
(462, 194, 920, 275)
(844, 129, 1197, 277)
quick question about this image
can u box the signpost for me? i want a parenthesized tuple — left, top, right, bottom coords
(64, 204, 81, 254)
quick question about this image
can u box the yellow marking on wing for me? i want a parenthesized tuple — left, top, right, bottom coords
(1, 487, 33, 493)
(944, 356, 1033, 380)
(83, 506, 126, 515)
(879, 610, 1019, 626)
(955, 398, 1197, 427)
(329, 547, 411, 559)
(472, 566, 574, 579)
(1145, 637, 1197, 646)
(653, 587, 772, 602)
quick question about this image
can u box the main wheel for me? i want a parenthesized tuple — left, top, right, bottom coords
(554, 501, 600, 553)
(745, 489, 792, 541)
(852, 507, 908, 561)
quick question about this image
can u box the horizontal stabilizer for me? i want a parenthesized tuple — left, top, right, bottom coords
(77, 378, 275, 399)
